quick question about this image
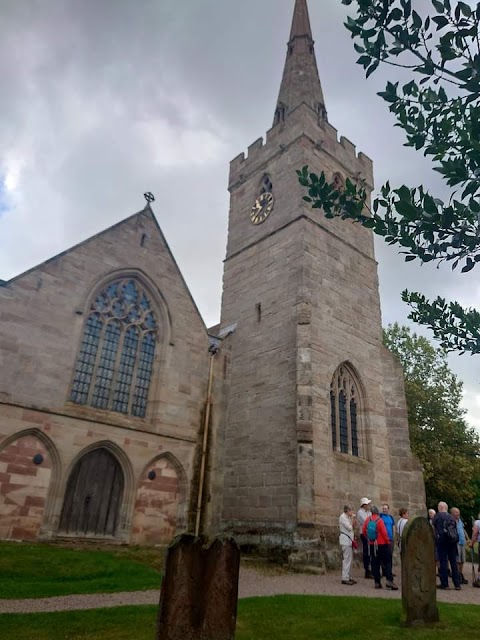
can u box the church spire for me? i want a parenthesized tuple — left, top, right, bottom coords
(273, 0, 326, 126)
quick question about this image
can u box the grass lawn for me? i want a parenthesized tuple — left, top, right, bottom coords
(1, 597, 480, 640)
(0, 542, 163, 599)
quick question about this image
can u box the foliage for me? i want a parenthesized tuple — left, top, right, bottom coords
(0, 542, 162, 599)
(384, 323, 480, 516)
(406, 292, 480, 354)
(297, 0, 480, 354)
(4, 597, 480, 640)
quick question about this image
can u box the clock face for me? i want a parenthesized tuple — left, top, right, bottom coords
(250, 192, 274, 225)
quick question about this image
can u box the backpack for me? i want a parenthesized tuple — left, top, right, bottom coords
(443, 518, 459, 543)
(366, 517, 378, 542)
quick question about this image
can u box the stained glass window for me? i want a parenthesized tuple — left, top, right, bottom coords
(351, 398, 359, 457)
(330, 391, 337, 450)
(339, 390, 348, 454)
(70, 278, 158, 417)
(330, 364, 363, 458)
(70, 314, 102, 404)
(91, 321, 121, 410)
(132, 333, 156, 417)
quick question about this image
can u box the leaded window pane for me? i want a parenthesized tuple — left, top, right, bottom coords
(112, 326, 139, 414)
(91, 321, 121, 409)
(132, 332, 156, 417)
(351, 398, 359, 457)
(70, 278, 158, 416)
(70, 314, 102, 404)
(330, 390, 337, 450)
(339, 390, 348, 454)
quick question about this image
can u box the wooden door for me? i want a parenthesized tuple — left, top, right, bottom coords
(59, 448, 124, 537)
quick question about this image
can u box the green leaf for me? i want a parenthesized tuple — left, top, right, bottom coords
(432, 15, 449, 28)
(458, 2, 471, 17)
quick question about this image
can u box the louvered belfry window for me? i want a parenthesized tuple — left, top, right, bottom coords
(330, 364, 361, 458)
(70, 279, 157, 418)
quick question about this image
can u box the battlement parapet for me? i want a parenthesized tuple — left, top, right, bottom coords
(229, 105, 374, 189)
(321, 121, 373, 186)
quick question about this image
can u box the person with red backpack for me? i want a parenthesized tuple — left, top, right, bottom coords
(362, 505, 398, 590)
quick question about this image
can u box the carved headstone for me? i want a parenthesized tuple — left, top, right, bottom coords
(401, 516, 439, 627)
(157, 534, 240, 640)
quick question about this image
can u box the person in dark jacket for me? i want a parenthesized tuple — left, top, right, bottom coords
(433, 501, 461, 590)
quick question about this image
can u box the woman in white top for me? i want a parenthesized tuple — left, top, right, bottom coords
(339, 505, 357, 585)
(396, 507, 409, 551)
(469, 513, 480, 573)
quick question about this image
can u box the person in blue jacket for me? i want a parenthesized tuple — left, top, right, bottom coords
(380, 503, 395, 577)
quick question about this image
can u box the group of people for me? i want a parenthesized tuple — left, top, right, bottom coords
(429, 502, 480, 590)
(339, 497, 480, 591)
(339, 498, 401, 589)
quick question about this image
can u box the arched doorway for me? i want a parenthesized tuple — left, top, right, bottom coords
(59, 448, 124, 537)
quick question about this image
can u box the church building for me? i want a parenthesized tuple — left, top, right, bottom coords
(0, 0, 425, 557)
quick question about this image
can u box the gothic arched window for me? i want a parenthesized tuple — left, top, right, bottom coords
(330, 364, 363, 458)
(260, 175, 273, 194)
(70, 278, 158, 418)
(274, 103, 287, 126)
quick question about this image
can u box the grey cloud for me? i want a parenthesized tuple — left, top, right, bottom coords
(0, 0, 479, 425)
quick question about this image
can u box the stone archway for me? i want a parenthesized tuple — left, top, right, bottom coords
(0, 432, 56, 540)
(59, 448, 124, 537)
(132, 454, 186, 545)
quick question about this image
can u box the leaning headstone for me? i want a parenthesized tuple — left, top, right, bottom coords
(401, 516, 439, 627)
(157, 534, 240, 640)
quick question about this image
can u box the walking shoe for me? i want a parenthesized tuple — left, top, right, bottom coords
(454, 585, 461, 591)
(350, 579, 357, 584)
(365, 571, 373, 579)
(437, 585, 450, 590)
(374, 583, 382, 589)
(386, 581, 398, 590)
(460, 574, 468, 584)
(341, 579, 356, 585)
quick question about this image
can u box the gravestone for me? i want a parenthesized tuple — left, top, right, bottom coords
(157, 534, 240, 640)
(401, 516, 439, 627)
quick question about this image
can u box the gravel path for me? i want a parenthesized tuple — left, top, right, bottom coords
(1, 563, 479, 614)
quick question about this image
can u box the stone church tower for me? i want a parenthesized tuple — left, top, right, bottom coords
(214, 0, 425, 555)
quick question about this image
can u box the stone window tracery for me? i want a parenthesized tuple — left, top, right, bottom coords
(70, 278, 158, 418)
(330, 364, 362, 458)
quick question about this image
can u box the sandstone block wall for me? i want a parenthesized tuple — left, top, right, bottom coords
(0, 434, 52, 540)
(0, 404, 195, 543)
(381, 347, 426, 514)
(220, 229, 300, 532)
(132, 455, 181, 545)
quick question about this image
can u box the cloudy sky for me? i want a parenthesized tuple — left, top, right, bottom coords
(1, 0, 479, 427)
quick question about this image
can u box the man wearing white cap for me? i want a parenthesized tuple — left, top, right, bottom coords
(357, 497, 372, 579)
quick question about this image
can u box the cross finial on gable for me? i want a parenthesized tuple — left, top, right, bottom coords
(144, 192, 155, 207)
